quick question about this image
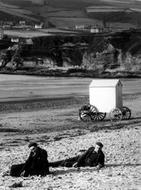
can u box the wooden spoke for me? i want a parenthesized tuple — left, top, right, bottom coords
(79, 104, 106, 122)
(89, 105, 98, 113)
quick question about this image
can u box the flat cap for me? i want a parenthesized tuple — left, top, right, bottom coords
(96, 142, 103, 148)
(28, 142, 38, 148)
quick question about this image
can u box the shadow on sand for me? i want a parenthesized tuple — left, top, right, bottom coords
(51, 163, 141, 176)
(106, 163, 141, 167)
(88, 116, 141, 132)
(0, 128, 20, 133)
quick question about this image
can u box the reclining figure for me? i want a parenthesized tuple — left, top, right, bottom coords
(49, 142, 105, 170)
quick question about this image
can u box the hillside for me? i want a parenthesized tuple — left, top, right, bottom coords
(86, 7, 141, 28)
(0, 0, 141, 28)
(0, 28, 141, 78)
(0, 0, 40, 23)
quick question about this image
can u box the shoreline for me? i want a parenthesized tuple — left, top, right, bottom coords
(0, 68, 141, 78)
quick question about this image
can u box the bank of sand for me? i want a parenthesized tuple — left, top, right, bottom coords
(0, 123, 140, 190)
(0, 75, 140, 189)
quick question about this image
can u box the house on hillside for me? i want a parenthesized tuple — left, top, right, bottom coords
(90, 27, 100, 33)
(1, 21, 14, 29)
(19, 21, 26, 26)
(75, 25, 85, 30)
(35, 23, 44, 29)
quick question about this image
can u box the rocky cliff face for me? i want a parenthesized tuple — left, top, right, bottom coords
(82, 29, 141, 73)
(1, 29, 141, 76)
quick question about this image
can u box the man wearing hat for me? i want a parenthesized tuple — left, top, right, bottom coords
(10, 142, 50, 177)
(50, 142, 105, 169)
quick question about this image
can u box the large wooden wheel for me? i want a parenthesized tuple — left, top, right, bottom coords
(121, 106, 131, 120)
(79, 104, 91, 122)
(79, 104, 106, 122)
(110, 108, 122, 122)
(91, 112, 106, 121)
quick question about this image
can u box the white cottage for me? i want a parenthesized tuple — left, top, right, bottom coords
(89, 79, 123, 113)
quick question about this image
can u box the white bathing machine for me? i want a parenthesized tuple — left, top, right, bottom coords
(79, 79, 131, 121)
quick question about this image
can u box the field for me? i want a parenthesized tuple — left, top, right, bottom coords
(0, 1, 39, 22)
(0, 74, 140, 189)
(1, 0, 141, 28)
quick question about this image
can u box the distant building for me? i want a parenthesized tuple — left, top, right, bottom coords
(75, 25, 85, 30)
(11, 38, 19, 43)
(19, 21, 26, 25)
(90, 28, 99, 33)
(35, 23, 44, 29)
(25, 38, 33, 45)
(90, 25, 111, 33)
(1, 21, 14, 29)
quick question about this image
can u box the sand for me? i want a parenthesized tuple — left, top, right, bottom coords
(0, 75, 140, 189)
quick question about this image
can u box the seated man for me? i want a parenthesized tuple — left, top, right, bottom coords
(49, 142, 105, 169)
(10, 142, 50, 177)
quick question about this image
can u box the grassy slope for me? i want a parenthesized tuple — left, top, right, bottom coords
(0, 0, 40, 22)
(1, 0, 141, 28)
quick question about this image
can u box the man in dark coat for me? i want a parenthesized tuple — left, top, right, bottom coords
(10, 142, 50, 177)
(49, 142, 105, 169)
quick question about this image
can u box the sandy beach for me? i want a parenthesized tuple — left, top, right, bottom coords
(0, 75, 140, 189)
